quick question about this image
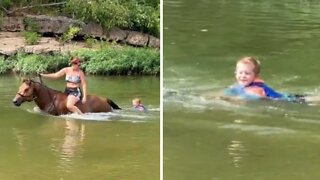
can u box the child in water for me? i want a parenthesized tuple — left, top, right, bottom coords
(132, 98, 148, 112)
(225, 56, 305, 103)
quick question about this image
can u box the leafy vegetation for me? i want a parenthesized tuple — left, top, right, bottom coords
(59, 26, 81, 44)
(84, 36, 98, 48)
(64, 1, 129, 29)
(74, 46, 160, 75)
(126, 1, 160, 37)
(13, 53, 69, 74)
(2, 46, 159, 75)
(22, 31, 40, 45)
(22, 17, 41, 45)
(0, 0, 160, 37)
(0, 56, 14, 74)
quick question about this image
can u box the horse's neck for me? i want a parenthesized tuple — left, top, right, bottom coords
(33, 83, 58, 111)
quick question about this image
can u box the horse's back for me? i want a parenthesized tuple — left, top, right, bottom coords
(78, 94, 112, 113)
(56, 92, 114, 113)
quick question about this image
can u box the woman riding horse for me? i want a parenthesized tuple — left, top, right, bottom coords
(40, 57, 87, 114)
(13, 78, 121, 115)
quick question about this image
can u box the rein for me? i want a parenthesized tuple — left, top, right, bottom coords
(38, 74, 58, 115)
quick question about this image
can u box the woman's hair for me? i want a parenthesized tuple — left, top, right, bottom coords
(237, 56, 261, 74)
(71, 57, 81, 64)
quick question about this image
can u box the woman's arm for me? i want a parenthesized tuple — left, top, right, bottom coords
(41, 68, 67, 79)
(80, 70, 87, 103)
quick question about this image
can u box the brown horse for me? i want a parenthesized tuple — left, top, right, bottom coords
(13, 78, 121, 115)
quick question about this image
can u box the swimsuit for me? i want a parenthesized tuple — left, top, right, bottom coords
(64, 87, 82, 100)
(65, 74, 82, 99)
(225, 78, 305, 103)
(65, 74, 81, 84)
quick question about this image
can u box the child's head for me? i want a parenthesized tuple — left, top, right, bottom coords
(132, 98, 141, 106)
(235, 56, 261, 86)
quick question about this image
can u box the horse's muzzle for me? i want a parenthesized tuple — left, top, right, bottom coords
(13, 99, 21, 106)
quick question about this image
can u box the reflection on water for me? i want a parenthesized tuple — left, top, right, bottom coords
(10, 119, 86, 173)
(227, 120, 246, 169)
(227, 140, 246, 168)
(58, 119, 85, 172)
(12, 128, 25, 158)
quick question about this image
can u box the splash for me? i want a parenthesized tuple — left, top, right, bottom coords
(30, 106, 158, 123)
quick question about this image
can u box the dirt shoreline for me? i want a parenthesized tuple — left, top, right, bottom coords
(0, 31, 90, 56)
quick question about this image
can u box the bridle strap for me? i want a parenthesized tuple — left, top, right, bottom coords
(16, 92, 37, 100)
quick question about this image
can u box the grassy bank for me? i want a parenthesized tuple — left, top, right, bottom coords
(0, 46, 160, 75)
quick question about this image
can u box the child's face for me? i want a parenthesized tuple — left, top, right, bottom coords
(235, 62, 257, 86)
(132, 100, 139, 106)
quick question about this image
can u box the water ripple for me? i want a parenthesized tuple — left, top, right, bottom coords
(218, 123, 296, 135)
(227, 140, 246, 168)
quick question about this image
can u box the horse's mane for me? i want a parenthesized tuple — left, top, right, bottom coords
(23, 78, 64, 94)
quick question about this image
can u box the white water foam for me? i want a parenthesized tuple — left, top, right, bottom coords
(30, 107, 157, 123)
(164, 87, 254, 113)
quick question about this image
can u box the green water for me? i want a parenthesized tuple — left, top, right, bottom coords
(0, 74, 159, 180)
(164, 0, 320, 179)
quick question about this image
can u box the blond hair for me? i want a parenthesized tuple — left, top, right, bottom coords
(132, 98, 141, 104)
(237, 56, 261, 75)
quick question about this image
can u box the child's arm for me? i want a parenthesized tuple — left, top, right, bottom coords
(224, 84, 241, 96)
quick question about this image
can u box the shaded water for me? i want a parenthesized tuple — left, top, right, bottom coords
(0, 74, 159, 179)
(164, 0, 320, 179)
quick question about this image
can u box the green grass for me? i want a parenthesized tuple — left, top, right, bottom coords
(0, 56, 14, 74)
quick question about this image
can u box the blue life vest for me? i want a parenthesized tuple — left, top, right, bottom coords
(225, 81, 305, 103)
(224, 84, 262, 100)
(249, 82, 283, 99)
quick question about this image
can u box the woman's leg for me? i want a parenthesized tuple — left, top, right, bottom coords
(66, 95, 83, 114)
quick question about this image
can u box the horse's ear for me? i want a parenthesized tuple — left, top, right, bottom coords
(21, 77, 32, 85)
(21, 77, 28, 82)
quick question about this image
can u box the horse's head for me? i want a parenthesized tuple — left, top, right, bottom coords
(13, 78, 37, 106)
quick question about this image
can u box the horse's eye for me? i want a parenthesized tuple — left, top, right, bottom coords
(24, 88, 29, 92)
